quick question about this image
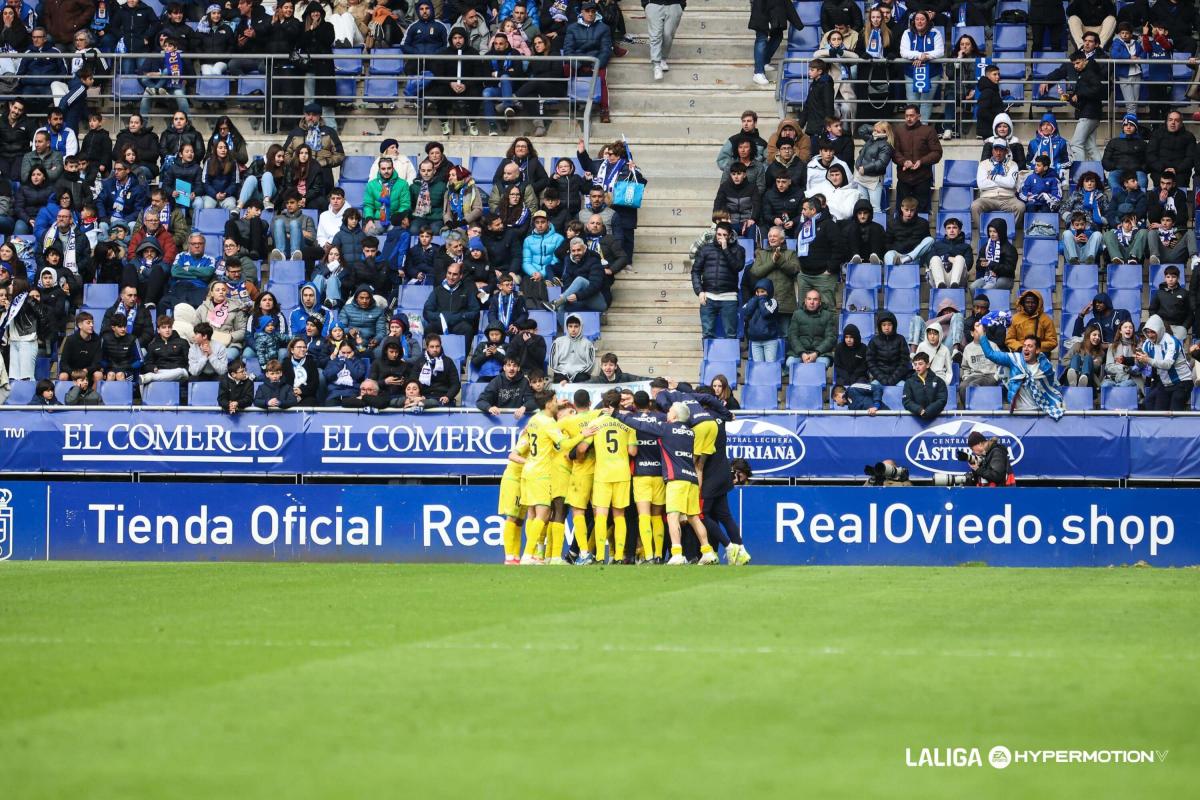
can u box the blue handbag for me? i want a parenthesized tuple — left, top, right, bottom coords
(611, 180, 644, 209)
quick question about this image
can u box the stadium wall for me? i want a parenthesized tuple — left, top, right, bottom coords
(0, 408, 1197, 480)
(1, 483, 1195, 567)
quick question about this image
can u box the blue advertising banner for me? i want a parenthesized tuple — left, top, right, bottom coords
(0, 408, 1162, 480)
(0, 482, 1194, 567)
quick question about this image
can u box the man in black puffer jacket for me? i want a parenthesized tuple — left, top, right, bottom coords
(843, 198, 887, 264)
(759, 168, 804, 236)
(0, 99, 31, 180)
(691, 221, 746, 339)
(867, 309, 913, 386)
(1147, 111, 1198, 187)
(476, 357, 534, 416)
(967, 431, 1013, 486)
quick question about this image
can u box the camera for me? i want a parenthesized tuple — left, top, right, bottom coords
(933, 472, 977, 487)
(864, 461, 910, 486)
(955, 450, 972, 462)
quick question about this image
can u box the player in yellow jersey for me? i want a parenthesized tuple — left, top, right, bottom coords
(499, 432, 529, 565)
(519, 391, 566, 564)
(563, 390, 601, 559)
(574, 390, 635, 564)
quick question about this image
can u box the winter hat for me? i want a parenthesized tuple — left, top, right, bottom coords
(449, 26, 469, 41)
(205, 3, 221, 12)
(303, 101, 322, 114)
(468, 236, 484, 252)
(379, 138, 399, 154)
(1122, 113, 1139, 127)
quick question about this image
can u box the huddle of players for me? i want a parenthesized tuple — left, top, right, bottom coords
(498, 378, 751, 566)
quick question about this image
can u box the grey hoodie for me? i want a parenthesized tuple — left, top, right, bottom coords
(549, 323, 596, 379)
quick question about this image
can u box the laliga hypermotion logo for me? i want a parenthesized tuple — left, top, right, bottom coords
(724, 418, 805, 474)
(904, 419, 1024, 475)
(0, 487, 12, 561)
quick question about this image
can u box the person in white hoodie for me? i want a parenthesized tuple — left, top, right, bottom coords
(1137, 314, 1193, 411)
(970, 140, 1024, 234)
(916, 320, 953, 385)
(806, 163, 859, 221)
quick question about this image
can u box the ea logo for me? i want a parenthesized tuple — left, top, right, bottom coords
(989, 746, 1012, 769)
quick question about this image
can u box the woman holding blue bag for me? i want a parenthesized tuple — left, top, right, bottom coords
(577, 136, 647, 266)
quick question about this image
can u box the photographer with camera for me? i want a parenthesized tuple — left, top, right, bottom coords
(962, 430, 1015, 486)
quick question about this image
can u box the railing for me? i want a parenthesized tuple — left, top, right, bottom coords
(777, 55, 1193, 139)
(0, 50, 601, 143)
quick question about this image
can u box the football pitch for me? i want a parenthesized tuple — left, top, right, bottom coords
(0, 563, 1196, 799)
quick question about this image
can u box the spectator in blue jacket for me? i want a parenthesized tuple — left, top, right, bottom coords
(521, 210, 564, 305)
(340, 284, 389, 357)
(322, 341, 368, 405)
(1019, 156, 1064, 214)
(18, 27, 67, 109)
(741, 278, 781, 362)
(98, 160, 149, 227)
(563, 2, 612, 122)
(1108, 170, 1148, 226)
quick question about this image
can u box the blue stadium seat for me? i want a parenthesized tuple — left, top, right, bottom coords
(787, 24, 820, 49)
(1063, 264, 1099, 290)
(845, 262, 881, 289)
(1106, 265, 1143, 290)
(741, 384, 779, 409)
(196, 76, 229, 102)
(943, 387, 959, 411)
(268, 260, 306, 285)
(746, 361, 782, 387)
(841, 312, 875, 343)
(938, 186, 973, 213)
(993, 24, 1028, 51)
(341, 182, 366, 208)
(1021, 262, 1057, 291)
(54, 380, 71, 403)
(942, 160, 977, 187)
(953, 26, 986, 50)
(526, 309, 555, 337)
(238, 75, 266, 97)
(884, 287, 920, 314)
(979, 212, 1016, 244)
(188, 382, 220, 406)
(79, 307, 109, 327)
(400, 285, 433, 310)
(1149, 264, 1186, 288)
(1071, 161, 1105, 186)
(340, 155, 374, 182)
(997, 61, 1027, 80)
(874, 211, 888, 229)
(1172, 53, 1193, 102)
(795, 1, 822, 26)
(1107, 288, 1141, 319)
(441, 334, 467, 366)
(882, 385, 904, 409)
(701, 359, 738, 387)
(790, 361, 827, 386)
(204, 234, 222, 256)
(470, 156, 506, 188)
(566, 311, 601, 341)
(886, 263, 920, 288)
(1101, 385, 1139, 411)
(141, 381, 181, 406)
(99, 380, 134, 405)
(5, 381, 34, 404)
(84, 283, 119, 308)
(785, 384, 823, 410)
(929, 288, 965, 314)
(267, 283, 299, 309)
(363, 77, 399, 105)
(1192, 387, 1200, 411)
(844, 287, 878, 312)
(1024, 212, 1060, 238)
(462, 383, 486, 406)
(194, 207, 230, 236)
(1063, 386, 1095, 410)
(1023, 238, 1060, 266)
(368, 48, 405, 75)
(966, 385, 1004, 411)
(937, 211, 971, 239)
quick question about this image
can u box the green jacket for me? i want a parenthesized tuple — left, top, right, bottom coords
(363, 174, 411, 223)
(786, 305, 836, 359)
(749, 246, 800, 315)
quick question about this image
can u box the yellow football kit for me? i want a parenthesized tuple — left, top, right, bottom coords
(520, 411, 566, 508)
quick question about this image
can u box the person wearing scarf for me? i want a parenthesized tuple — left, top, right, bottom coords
(1061, 172, 1109, 231)
(443, 165, 482, 229)
(971, 141, 1025, 228)
(1102, 211, 1150, 264)
(899, 10, 943, 121)
(404, 334, 460, 406)
(1102, 113, 1148, 190)
(1026, 114, 1071, 181)
(976, 322, 1065, 420)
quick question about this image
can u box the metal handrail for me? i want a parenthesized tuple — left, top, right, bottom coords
(0, 50, 601, 144)
(777, 55, 1194, 141)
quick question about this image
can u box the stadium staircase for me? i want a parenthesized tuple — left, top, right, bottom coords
(219, 2, 1106, 388)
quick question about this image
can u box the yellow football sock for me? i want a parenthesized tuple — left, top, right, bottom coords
(700, 544, 714, 554)
(503, 519, 521, 558)
(523, 518, 546, 557)
(652, 516, 665, 558)
(638, 516, 652, 560)
(548, 521, 565, 560)
(671, 544, 683, 556)
(613, 515, 628, 561)
(572, 510, 591, 554)
(594, 514, 609, 561)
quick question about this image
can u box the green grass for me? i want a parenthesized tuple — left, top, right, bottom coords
(0, 563, 1196, 799)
